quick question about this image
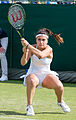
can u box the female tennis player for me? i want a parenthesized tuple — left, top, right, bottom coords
(20, 28, 70, 116)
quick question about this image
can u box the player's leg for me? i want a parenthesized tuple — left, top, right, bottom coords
(25, 74, 39, 116)
(42, 74, 70, 112)
(42, 74, 63, 102)
(26, 74, 39, 105)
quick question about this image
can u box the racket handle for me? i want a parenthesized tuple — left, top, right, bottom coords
(16, 30, 22, 38)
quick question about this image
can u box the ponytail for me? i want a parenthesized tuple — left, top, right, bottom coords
(53, 33, 64, 45)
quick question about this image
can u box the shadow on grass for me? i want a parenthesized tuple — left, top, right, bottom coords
(0, 110, 25, 116)
(35, 112, 64, 115)
(0, 110, 64, 116)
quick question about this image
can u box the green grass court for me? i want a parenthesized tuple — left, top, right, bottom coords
(0, 80, 76, 120)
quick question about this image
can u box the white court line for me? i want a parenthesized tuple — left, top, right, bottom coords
(0, 116, 37, 120)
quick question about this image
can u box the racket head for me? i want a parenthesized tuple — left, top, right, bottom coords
(8, 4, 26, 30)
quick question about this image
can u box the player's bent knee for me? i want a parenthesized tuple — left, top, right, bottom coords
(26, 75, 39, 87)
(31, 79, 37, 87)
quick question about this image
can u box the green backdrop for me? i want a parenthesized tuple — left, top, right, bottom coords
(0, 4, 76, 71)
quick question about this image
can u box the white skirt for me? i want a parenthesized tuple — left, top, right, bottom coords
(20, 70, 59, 88)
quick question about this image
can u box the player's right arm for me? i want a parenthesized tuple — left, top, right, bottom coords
(20, 46, 31, 66)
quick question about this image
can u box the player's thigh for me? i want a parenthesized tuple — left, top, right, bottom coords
(26, 74, 39, 86)
(42, 74, 63, 89)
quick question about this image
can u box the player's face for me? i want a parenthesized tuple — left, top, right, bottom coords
(36, 36, 48, 50)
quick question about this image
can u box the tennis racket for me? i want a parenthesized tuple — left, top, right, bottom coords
(8, 4, 26, 38)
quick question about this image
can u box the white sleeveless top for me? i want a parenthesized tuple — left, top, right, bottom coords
(29, 54, 52, 73)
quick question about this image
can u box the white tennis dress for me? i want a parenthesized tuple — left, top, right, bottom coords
(22, 54, 59, 88)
